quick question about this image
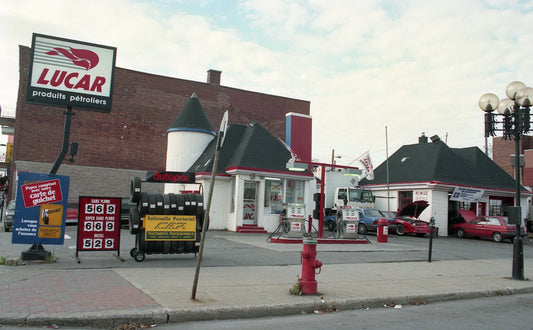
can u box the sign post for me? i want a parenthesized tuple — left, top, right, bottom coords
(22, 33, 116, 259)
(192, 111, 228, 300)
(25, 33, 117, 175)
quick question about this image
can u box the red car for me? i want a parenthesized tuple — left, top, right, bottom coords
(453, 215, 526, 242)
(66, 204, 79, 224)
(394, 201, 433, 237)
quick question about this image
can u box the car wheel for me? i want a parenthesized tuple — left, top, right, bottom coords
(327, 221, 336, 232)
(358, 223, 367, 235)
(134, 251, 145, 262)
(396, 224, 406, 236)
(456, 228, 465, 238)
(493, 232, 503, 242)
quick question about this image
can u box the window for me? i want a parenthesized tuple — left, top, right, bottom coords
(486, 217, 501, 225)
(489, 199, 503, 216)
(264, 178, 283, 214)
(286, 179, 304, 204)
(337, 188, 347, 201)
(398, 191, 413, 210)
(264, 178, 305, 214)
(456, 201, 472, 211)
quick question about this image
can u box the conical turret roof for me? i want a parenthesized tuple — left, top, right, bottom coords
(168, 93, 216, 135)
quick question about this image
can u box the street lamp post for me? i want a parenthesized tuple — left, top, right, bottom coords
(479, 81, 533, 281)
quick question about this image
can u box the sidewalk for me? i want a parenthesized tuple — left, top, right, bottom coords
(1, 256, 533, 328)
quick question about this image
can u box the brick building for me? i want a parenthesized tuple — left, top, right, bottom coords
(10, 46, 310, 203)
(492, 136, 533, 186)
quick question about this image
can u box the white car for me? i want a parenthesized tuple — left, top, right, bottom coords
(4, 200, 15, 232)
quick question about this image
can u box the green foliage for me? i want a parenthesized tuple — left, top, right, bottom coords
(289, 277, 302, 296)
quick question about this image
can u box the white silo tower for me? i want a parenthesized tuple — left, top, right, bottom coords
(165, 93, 215, 193)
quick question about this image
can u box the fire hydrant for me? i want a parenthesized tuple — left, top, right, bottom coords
(300, 237, 322, 295)
(377, 217, 388, 243)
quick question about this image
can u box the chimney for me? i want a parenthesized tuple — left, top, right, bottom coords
(207, 69, 222, 85)
(419, 132, 428, 144)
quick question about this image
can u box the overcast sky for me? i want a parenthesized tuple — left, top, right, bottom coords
(2, 0, 533, 167)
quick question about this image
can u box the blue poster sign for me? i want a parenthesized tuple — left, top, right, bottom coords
(11, 172, 70, 245)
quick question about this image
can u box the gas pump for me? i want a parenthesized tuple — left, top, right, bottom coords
(338, 207, 359, 239)
(283, 203, 306, 238)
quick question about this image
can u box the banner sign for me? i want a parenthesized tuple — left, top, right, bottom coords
(144, 215, 196, 241)
(12, 172, 69, 245)
(450, 187, 484, 202)
(26, 33, 117, 113)
(76, 197, 121, 254)
(145, 171, 195, 184)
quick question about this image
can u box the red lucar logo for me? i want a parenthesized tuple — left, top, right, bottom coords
(46, 47, 99, 70)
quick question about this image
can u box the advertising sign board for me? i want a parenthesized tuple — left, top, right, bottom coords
(12, 172, 69, 245)
(145, 171, 195, 184)
(450, 187, 484, 202)
(26, 33, 117, 112)
(76, 197, 121, 254)
(144, 215, 196, 241)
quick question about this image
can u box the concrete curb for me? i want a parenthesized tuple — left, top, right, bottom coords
(4, 286, 533, 328)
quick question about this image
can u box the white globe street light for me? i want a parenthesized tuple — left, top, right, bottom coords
(479, 81, 532, 281)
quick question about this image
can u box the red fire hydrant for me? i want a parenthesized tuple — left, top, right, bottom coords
(301, 237, 322, 295)
(377, 217, 388, 243)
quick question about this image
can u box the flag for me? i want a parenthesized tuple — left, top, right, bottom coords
(357, 151, 374, 180)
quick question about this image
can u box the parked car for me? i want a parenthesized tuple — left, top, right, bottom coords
(4, 200, 15, 232)
(381, 210, 397, 219)
(393, 201, 434, 237)
(357, 208, 396, 235)
(66, 203, 79, 224)
(453, 215, 526, 242)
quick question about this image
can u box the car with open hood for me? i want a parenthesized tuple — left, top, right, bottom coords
(393, 201, 434, 237)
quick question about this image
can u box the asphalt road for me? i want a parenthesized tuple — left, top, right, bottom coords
(1, 225, 532, 270)
(162, 292, 533, 330)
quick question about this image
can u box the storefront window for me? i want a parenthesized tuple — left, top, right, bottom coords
(264, 178, 283, 214)
(286, 179, 304, 204)
(489, 199, 503, 216)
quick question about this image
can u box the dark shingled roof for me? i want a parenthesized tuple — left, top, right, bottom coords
(188, 121, 303, 174)
(168, 93, 215, 135)
(361, 141, 522, 191)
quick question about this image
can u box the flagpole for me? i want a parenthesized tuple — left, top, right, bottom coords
(385, 126, 390, 212)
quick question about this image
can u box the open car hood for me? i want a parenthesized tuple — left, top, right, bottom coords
(458, 210, 477, 223)
(396, 201, 429, 219)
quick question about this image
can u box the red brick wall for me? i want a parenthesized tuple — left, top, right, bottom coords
(492, 135, 533, 183)
(524, 150, 533, 186)
(14, 46, 310, 172)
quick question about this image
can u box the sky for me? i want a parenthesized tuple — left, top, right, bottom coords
(2, 0, 533, 168)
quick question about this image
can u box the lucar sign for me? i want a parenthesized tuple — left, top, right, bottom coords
(26, 33, 117, 113)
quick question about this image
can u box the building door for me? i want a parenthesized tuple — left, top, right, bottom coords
(478, 202, 486, 216)
(243, 181, 257, 225)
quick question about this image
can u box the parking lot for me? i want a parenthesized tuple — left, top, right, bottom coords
(1, 225, 532, 270)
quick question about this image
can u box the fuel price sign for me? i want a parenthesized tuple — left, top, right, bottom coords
(76, 196, 121, 256)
